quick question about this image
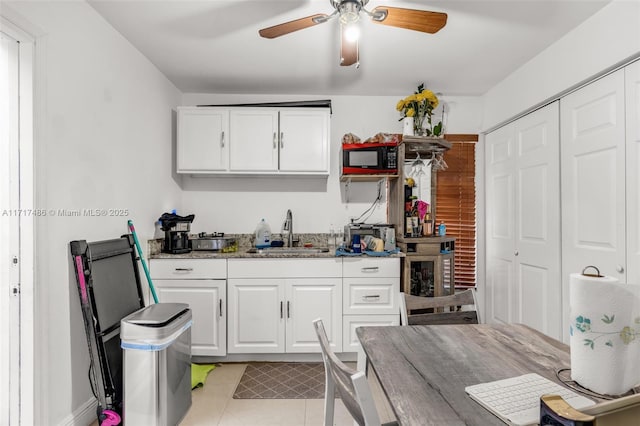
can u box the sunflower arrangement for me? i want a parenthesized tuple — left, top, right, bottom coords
(396, 83, 443, 136)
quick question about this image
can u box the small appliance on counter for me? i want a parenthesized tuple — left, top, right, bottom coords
(344, 223, 395, 248)
(159, 212, 195, 254)
(190, 232, 238, 253)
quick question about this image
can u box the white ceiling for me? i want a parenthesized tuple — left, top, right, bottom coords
(88, 0, 611, 96)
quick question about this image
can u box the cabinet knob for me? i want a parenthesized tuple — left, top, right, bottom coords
(616, 264, 624, 273)
(514, 251, 519, 256)
(280, 132, 284, 148)
(273, 132, 277, 149)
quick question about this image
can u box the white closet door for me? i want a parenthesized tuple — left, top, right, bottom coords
(485, 124, 516, 326)
(561, 69, 626, 341)
(626, 61, 640, 286)
(514, 102, 561, 339)
(486, 102, 561, 339)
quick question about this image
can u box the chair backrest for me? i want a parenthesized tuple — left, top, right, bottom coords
(403, 288, 479, 325)
(313, 319, 382, 426)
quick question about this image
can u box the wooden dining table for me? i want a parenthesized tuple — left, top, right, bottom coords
(356, 323, 606, 426)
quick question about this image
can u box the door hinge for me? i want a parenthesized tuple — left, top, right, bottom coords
(11, 284, 20, 295)
(13, 256, 18, 265)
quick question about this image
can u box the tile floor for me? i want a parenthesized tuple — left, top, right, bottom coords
(179, 363, 397, 426)
(89, 362, 396, 426)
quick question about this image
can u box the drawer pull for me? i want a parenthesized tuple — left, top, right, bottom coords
(287, 301, 291, 319)
(174, 268, 193, 272)
(363, 294, 381, 301)
(361, 266, 380, 272)
(219, 299, 223, 317)
(280, 301, 284, 319)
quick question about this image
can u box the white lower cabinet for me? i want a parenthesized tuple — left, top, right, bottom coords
(342, 258, 400, 351)
(149, 259, 227, 356)
(227, 259, 342, 354)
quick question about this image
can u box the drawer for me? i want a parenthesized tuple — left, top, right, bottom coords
(150, 259, 226, 279)
(342, 257, 400, 278)
(228, 258, 342, 279)
(342, 315, 400, 353)
(343, 278, 398, 315)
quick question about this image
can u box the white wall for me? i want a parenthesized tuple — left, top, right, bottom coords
(483, 0, 640, 131)
(180, 93, 482, 234)
(2, 2, 182, 425)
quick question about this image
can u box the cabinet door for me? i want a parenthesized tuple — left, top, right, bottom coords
(561, 70, 626, 340)
(285, 278, 342, 353)
(229, 109, 278, 172)
(177, 107, 229, 172)
(626, 61, 640, 286)
(486, 102, 561, 340)
(155, 279, 226, 356)
(227, 279, 285, 353)
(279, 109, 330, 173)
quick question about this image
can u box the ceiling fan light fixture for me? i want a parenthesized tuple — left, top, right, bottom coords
(339, 0, 361, 25)
(343, 23, 360, 42)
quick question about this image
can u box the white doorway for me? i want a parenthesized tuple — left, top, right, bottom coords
(1, 28, 22, 426)
(1, 17, 35, 426)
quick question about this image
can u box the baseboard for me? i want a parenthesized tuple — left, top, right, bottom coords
(191, 352, 357, 364)
(60, 397, 98, 426)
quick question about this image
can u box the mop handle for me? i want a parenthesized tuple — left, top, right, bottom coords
(127, 220, 159, 304)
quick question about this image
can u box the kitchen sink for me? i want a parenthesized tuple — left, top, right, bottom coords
(246, 247, 331, 255)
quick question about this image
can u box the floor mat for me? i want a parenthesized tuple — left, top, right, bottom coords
(232, 362, 328, 399)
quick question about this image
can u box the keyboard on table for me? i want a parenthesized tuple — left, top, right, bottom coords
(465, 373, 595, 425)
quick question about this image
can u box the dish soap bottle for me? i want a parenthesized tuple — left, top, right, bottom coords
(255, 219, 272, 248)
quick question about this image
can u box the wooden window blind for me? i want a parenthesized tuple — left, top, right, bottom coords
(435, 136, 477, 287)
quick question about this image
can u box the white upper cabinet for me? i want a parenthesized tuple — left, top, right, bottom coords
(229, 109, 279, 172)
(278, 109, 330, 173)
(177, 107, 229, 173)
(177, 106, 330, 176)
(485, 102, 561, 340)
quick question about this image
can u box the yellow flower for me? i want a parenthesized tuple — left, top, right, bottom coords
(396, 100, 405, 111)
(406, 108, 415, 117)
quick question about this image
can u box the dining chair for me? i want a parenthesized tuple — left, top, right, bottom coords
(401, 288, 479, 325)
(313, 318, 398, 426)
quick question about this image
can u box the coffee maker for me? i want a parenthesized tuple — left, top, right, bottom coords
(159, 212, 195, 254)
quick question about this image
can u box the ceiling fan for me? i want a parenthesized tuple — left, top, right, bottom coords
(258, 0, 447, 67)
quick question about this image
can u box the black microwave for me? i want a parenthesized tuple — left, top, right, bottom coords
(342, 142, 398, 174)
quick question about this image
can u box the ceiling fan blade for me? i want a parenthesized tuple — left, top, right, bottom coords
(371, 7, 447, 34)
(259, 14, 329, 39)
(340, 29, 358, 67)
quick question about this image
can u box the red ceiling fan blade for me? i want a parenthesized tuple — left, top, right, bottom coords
(259, 14, 329, 39)
(371, 6, 447, 34)
(340, 29, 358, 67)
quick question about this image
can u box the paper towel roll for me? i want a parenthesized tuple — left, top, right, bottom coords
(570, 272, 640, 395)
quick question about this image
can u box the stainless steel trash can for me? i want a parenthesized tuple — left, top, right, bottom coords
(121, 303, 192, 425)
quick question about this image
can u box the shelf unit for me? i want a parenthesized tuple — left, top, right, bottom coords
(388, 136, 454, 299)
(340, 174, 399, 182)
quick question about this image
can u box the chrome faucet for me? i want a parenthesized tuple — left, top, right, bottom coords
(283, 209, 294, 247)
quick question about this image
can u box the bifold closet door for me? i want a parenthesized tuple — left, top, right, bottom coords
(560, 69, 626, 341)
(485, 102, 561, 340)
(626, 61, 640, 287)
